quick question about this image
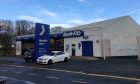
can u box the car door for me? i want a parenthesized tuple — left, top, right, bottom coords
(59, 52, 66, 61)
(55, 52, 65, 62)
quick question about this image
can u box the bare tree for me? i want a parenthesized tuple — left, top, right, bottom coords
(51, 26, 65, 33)
(15, 20, 35, 36)
(0, 20, 14, 56)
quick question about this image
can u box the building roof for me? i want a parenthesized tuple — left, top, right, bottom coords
(16, 15, 136, 39)
(16, 34, 35, 38)
(64, 16, 132, 31)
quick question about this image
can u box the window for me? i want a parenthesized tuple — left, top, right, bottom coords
(96, 40, 99, 43)
(56, 52, 65, 55)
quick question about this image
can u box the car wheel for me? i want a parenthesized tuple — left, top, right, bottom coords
(48, 60, 53, 64)
(64, 57, 68, 62)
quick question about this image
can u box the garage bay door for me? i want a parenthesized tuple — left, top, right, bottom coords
(82, 41, 93, 57)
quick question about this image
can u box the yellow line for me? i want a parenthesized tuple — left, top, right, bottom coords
(1, 64, 140, 81)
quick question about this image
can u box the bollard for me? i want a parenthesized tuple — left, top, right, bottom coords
(0, 79, 6, 84)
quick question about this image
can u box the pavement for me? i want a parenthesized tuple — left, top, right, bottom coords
(0, 56, 25, 62)
(0, 56, 140, 84)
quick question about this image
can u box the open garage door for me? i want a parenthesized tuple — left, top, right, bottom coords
(22, 41, 35, 55)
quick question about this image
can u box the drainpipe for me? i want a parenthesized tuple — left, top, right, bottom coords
(100, 27, 106, 60)
(137, 37, 140, 61)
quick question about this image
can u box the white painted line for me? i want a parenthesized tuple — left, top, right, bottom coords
(1, 64, 140, 81)
(46, 76, 59, 80)
(28, 74, 37, 76)
(79, 79, 83, 80)
(72, 80, 87, 84)
(25, 81, 35, 84)
(0, 76, 35, 84)
(1, 70, 8, 72)
(13, 71, 22, 74)
(85, 73, 140, 81)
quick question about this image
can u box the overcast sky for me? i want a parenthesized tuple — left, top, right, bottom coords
(0, 0, 140, 28)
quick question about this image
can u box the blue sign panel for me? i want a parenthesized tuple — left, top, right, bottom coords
(35, 23, 50, 61)
(16, 35, 35, 41)
(51, 33, 63, 39)
(63, 30, 84, 38)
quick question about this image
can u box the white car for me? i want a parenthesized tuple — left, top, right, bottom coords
(37, 51, 70, 64)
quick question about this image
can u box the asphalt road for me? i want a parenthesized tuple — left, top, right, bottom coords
(0, 56, 140, 84)
(0, 64, 139, 84)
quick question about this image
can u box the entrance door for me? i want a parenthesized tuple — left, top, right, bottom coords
(71, 44, 76, 56)
(103, 39, 111, 57)
(82, 41, 93, 56)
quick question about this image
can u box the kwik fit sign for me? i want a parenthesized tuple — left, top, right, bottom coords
(35, 23, 50, 60)
(63, 30, 84, 38)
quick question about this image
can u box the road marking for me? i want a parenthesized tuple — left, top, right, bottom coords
(1, 70, 8, 72)
(72, 80, 87, 84)
(25, 81, 35, 84)
(28, 74, 37, 76)
(46, 76, 59, 80)
(0, 76, 35, 84)
(13, 71, 22, 74)
(85, 73, 140, 81)
(1, 64, 140, 81)
(79, 79, 83, 80)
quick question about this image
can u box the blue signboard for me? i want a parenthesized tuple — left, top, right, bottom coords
(63, 30, 84, 38)
(51, 33, 63, 39)
(16, 35, 35, 41)
(35, 23, 50, 61)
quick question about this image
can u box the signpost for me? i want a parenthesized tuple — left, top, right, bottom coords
(16, 41, 22, 55)
(35, 23, 50, 61)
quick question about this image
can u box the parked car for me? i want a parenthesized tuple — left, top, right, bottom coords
(37, 51, 70, 64)
(24, 49, 35, 62)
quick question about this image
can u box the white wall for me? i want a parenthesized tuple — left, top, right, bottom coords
(64, 17, 140, 57)
(102, 17, 140, 56)
(64, 37, 82, 56)
(84, 29, 102, 57)
(64, 28, 102, 57)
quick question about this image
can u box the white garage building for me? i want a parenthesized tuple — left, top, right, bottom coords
(16, 16, 140, 58)
(63, 16, 140, 58)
